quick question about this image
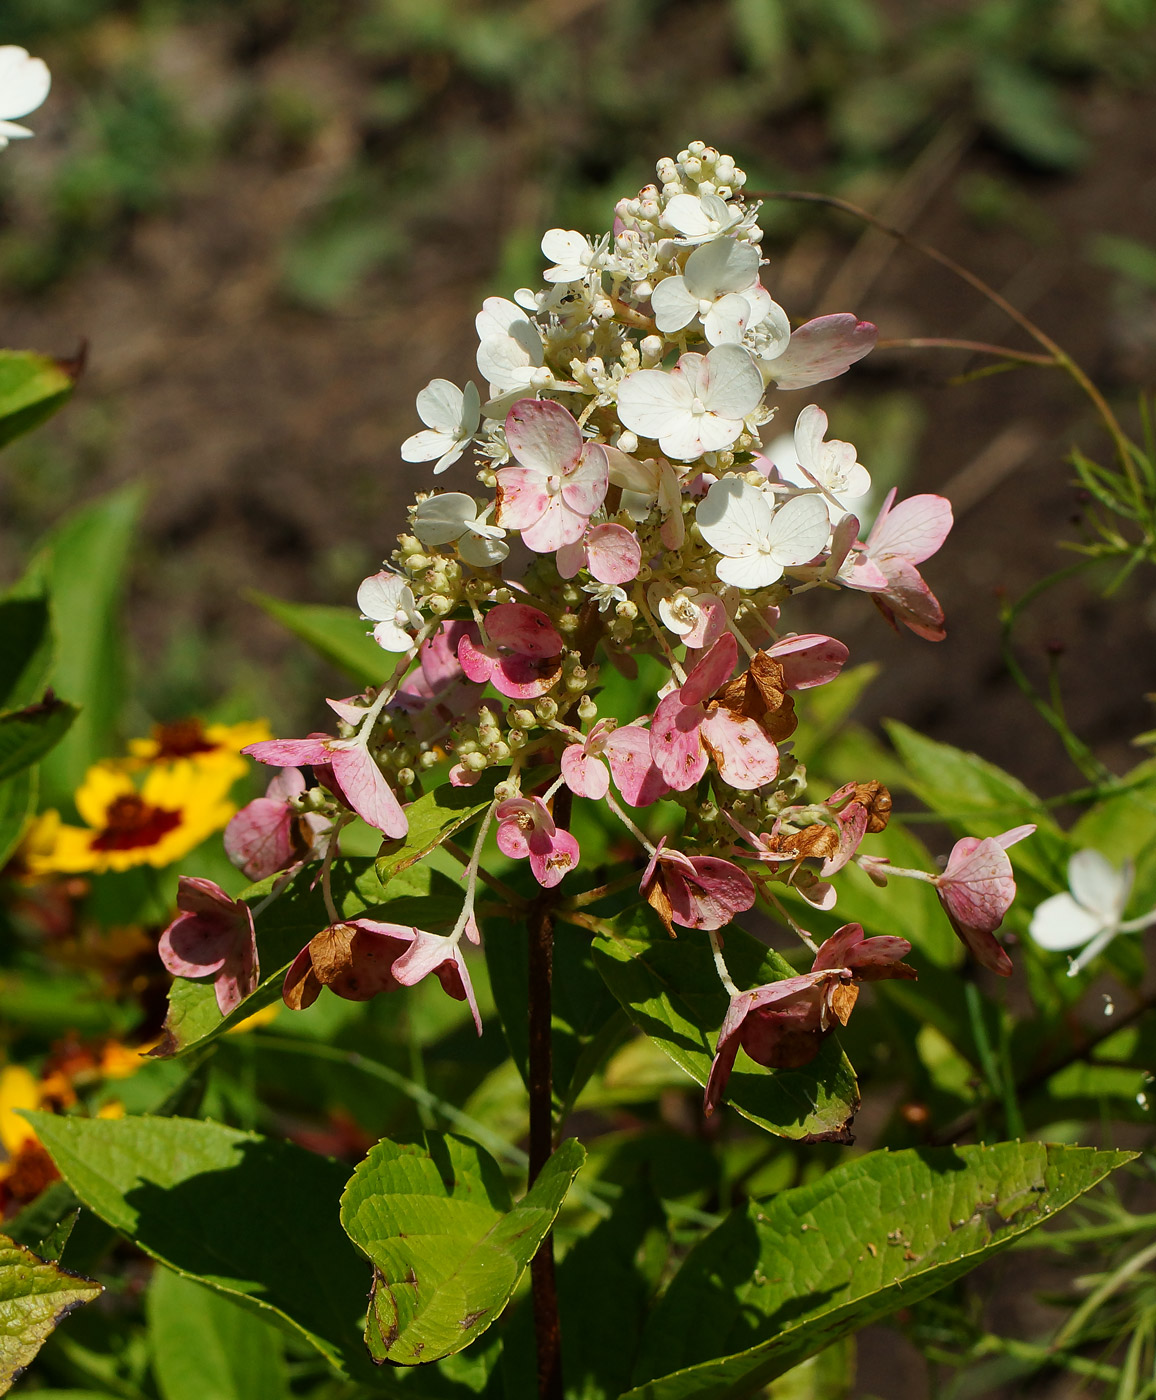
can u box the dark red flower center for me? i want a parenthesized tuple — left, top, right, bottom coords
(150, 718, 217, 759)
(91, 795, 182, 851)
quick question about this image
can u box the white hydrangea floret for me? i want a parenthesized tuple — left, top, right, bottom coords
(660, 192, 754, 244)
(616, 344, 764, 462)
(476, 297, 547, 395)
(401, 380, 481, 475)
(0, 46, 50, 151)
(651, 237, 787, 348)
(767, 404, 872, 522)
(412, 493, 508, 568)
(696, 478, 831, 589)
(357, 572, 422, 652)
(1029, 849, 1156, 976)
(541, 229, 604, 284)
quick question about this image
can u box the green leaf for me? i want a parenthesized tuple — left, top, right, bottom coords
(884, 720, 1068, 888)
(0, 696, 78, 782)
(28, 485, 144, 801)
(28, 1113, 381, 1384)
(148, 1267, 288, 1400)
(154, 858, 446, 1059)
(0, 769, 36, 869)
(340, 1133, 585, 1364)
(625, 1143, 1134, 1400)
(250, 592, 394, 687)
(592, 907, 859, 1142)
(0, 349, 77, 449)
(976, 59, 1087, 171)
(0, 592, 54, 712)
(376, 777, 497, 886)
(4, 1182, 80, 1263)
(0, 1232, 102, 1396)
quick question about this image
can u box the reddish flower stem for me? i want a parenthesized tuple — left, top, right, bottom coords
(527, 786, 571, 1400)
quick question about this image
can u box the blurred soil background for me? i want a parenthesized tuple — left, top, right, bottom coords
(3, 3, 1156, 1396)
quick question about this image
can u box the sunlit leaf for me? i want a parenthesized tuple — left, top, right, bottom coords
(249, 592, 394, 687)
(0, 1232, 101, 1396)
(0, 350, 78, 450)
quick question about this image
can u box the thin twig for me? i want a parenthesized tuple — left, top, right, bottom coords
(443, 838, 528, 907)
(877, 336, 1056, 366)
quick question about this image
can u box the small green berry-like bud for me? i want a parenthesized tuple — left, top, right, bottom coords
(535, 697, 558, 723)
(463, 751, 488, 773)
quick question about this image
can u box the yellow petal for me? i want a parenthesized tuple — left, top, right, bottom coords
(0, 1066, 41, 1155)
(75, 761, 135, 829)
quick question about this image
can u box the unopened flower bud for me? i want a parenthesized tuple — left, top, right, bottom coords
(639, 336, 664, 368)
(615, 600, 638, 621)
(494, 779, 519, 801)
(419, 750, 439, 770)
(530, 366, 554, 390)
(396, 767, 415, 788)
(463, 751, 488, 773)
(507, 728, 527, 750)
(535, 697, 558, 723)
(577, 695, 598, 721)
(511, 707, 535, 729)
(427, 594, 453, 615)
(616, 430, 639, 454)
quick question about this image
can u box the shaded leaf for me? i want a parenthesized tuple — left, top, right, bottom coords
(340, 1133, 585, 1365)
(28, 486, 144, 801)
(0, 696, 78, 783)
(28, 1113, 383, 1384)
(0, 593, 54, 712)
(0, 770, 36, 870)
(0, 350, 77, 449)
(148, 1267, 288, 1400)
(0, 1232, 101, 1396)
(592, 907, 859, 1141)
(376, 777, 497, 886)
(977, 58, 1087, 171)
(250, 592, 394, 688)
(625, 1143, 1133, 1400)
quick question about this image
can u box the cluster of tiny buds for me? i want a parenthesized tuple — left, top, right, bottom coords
(656, 143, 745, 199)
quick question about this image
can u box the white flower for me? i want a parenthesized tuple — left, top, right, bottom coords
(605, 448, 685, 547)
(357, 572, 422, 652)
(541, 229, 603, 283)
(401, 380, 481, 475)
(651, 237, 787, 348)
(660, 193, 751, 244)
(582, 579, 627, 611)
(1029, 849, 1156, 975)
(475, 297, 545, 395)
(696, 478, 831, 589)
(411, 493, 508, 568)
(0, 47, 50, 151)
(616, 344, 764, 462)
(763, 405, 872, 523)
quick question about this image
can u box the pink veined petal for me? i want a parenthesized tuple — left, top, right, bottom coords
(585, 523, 641, 584)
(265, 767, 307, 804)
(699, 708, 780, 789)
(224, 797, 298, 881)
(505, 398, 583, 474)
(766, 634, 849, 689)
(938, 837, 1016, 933)
(868, 492, 953, 564)
(457, 633, 496, 684)
(705, 993, 753, 1115)
(561, 744, 610, 799)
(765, 314, 878, 391)
(560, 444, 610, 517)
(327, 696, 368, 725)
(491, 652, 562, 700)
(495, 465, 551, 531)
(666, 855, 756, 930)
(946, 915, 1014, 977)
(680, 632, 738, 706)
(650, 693, 709, 791)
(245, 735, 333, 767)
(328, 746, 408, 838)
(529, 828, 580, 889)
(159, 911, 231, 978)
(214, 940, 260, 1016)
(496, 819, 530, 859)
(843, 553, 890, 593)
(555, 539, 585, 579)
(683, 593, 728, 650)
(420, 622, 475, 690)
(876, 557, 946, 642)
(486, 603, 563, 657)
(820, 802, 869, 877)
(521, 496, 587, 552)
(604, 725, 670, 807)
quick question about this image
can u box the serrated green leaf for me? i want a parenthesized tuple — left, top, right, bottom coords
(0, 1232, 102, 1396)
(625, 1143, 1134, 1400)
(340, 1134, 584, 1365)
(250, 592, 394, 687)
(0, 592, 54, 712)
(28, 1113, 379, 1384)
(0, 770, 36, 869)
(0, 350, 76, 449)
(591, 907, 859, 1141)
(28, 485, 144, 801)
(148, 1267, 288, 1400)
(376, 777, 496, 886)
(154, 859, 446, 1059)
(0, 696, 78, 782)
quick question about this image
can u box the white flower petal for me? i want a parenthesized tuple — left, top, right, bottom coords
(703, 292, 754, 346)
(683, 237, 760, 298)
(617, 367, 693, 442)
(415, 379, 465, 435)
(651, 275, 700, 333)
(696, 477, 773, 558)
(716, 551, 784, 589)
(412, 493, 476, 545)
(0, 48, 50, 123)
(357, 572, 409, 623)
(401, 428, 455, 464)
(766, 493, 831, 565)
(699, 343, 764, 419)
(458, 532, 509, 567)
(1029, 892, 1107, 951)
(1068, 848, 1132, 921)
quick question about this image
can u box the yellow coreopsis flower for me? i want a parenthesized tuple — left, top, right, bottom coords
(25, 758, 237, 876)
(124, 717, 271, 780)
